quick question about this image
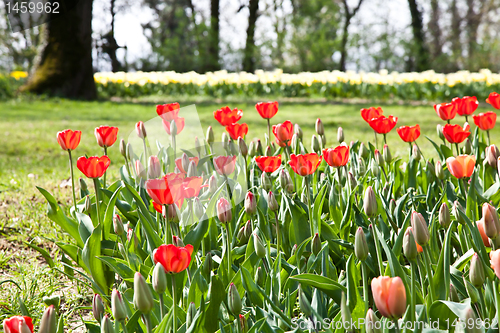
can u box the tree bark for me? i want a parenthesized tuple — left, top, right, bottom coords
(449, 0, 461, 71)
(338, 0, 364, 72)
(242, 0, 259, 72)
(22, 0, 96, 100)
(207, 0, 220, 72)
(428, 0, 442, 60)
(407, 0, 430, 71)
(466, 0, 480, 69)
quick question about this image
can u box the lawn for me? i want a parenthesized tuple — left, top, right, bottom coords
(0, 98, 496, 329)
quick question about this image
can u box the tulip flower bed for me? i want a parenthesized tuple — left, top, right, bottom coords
(4, 92, 500, 333)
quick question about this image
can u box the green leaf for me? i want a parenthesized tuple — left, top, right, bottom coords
(98, 256, 135, 279)
(433, 221, 455, 301)
(82, 225, 109, 293)
(290, 273, 346, 304)
(429, 299, 472, 330)
(313, 185, 327, 235)
(204, 275, 225, 333)
(103, 185, 124, 240)
(24, 242, 54, 268)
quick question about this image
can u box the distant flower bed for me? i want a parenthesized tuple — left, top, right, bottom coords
(94, 69, 500, 100)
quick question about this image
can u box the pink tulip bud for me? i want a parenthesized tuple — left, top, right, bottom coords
(136, 121, 147, 139)
(217, 197, 232, 223)
(411, 211, 429, 246)
(490, 249, 500, 280)
(148, 155, 161, 179)
(245, 192, 257, 215)
(483, 202, 500, 239)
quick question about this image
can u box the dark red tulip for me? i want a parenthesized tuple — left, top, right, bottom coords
(156, 103, 180, 121)
(322, 143, 349, 168)
(272, 120, 294, 147)
(95, 126, 118, 148)
(368, 115, 398, 134)
(487, 92, 500, 109)
(226, 123, 249, 140)
(214, 106, 243, 126)
(289, 153, 322, 176)
(255, 155, 282, 173)
(473, 112, 497, 131)
(434, 102, 457, 121)
(77, 156, 111, 178)
(361, 107, 383, 122)
(57, 129, 81, 151)
(396, 125, 420, 143)
(256, 102, 279, 119)
(442, 123, 471, 143)
(452, 96, 478, 116)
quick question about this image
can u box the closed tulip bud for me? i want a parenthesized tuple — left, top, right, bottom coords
(322, 134, 326, 146)
(464, 138, 472, 155)
(469, 253, 485, 287)
(181, 153, 190, 173)
(228, 282, 242, 315)
(256, 139, 263, 156)
(294, 124, 303, 140)
(84, 195, 91, 214)
(298, 285, 312, 316)
(119, 139, 126, 157)
(203, 252, 213, 276)
(365, 308, 382, 333)
(437, 124, 444, 140)
(312, 233, 321, 255)
(265, 145, 272, 157)
(244, 192, 257, 216)
(133, 272, 154, 314)
(118, 242, 126, 258)
(101, 315, 114, 333)
(193, 197, 204, 219)
(136, 121, 147, 139)
(239, 314, 248, 333)
(238, 138, 248, 157)
(449, 283, 460, 302)
(403, 227, 418, 261)
(248, 141, 256, 157)
(341, 292, 352, 331)
(253, 267, 263, 287)
(412, 144, 421, 161)
(357, 158, 366, 175)
(186, 302, 197, 329)
(111, 290, 127, 321)
(439, 203, 450, 228)
(80, 177, 88, 192)
(382, 184, 390, 198)
(465, 307, 481, 333)
(229, 140, 238, 156)
(486, 145, 500, 169)
(172, 235, 184, 248)
(435, 161, 444, 179)
(217, 197, 232, 223)
(253, 233, 266, 258)
(363, 186, 378, 217)
(359, 142, 369, 159)
(168, 204, 179, 223)
(291, 133, 299, 151)
(371, 161, 380, 177)
(113, 214, 124, 236)
(374, 149, 385, 168)
(354, 227, 368, 261)
(93, 294, 105, 322)
(389, 199, 397, 215)
(126, 143, 134, 160)
(268, 191, 279, 211)
(194, 136, 201, 155)
(315, 118, 324, 135)
(383, 144, 392, 164)
(348, 172, 357, 189)
(483, 202, 500, 239)
(209, 175, 217, 194)
(170, 119, 178, 136)
(337, 127, 344, 143)
(237, 226, 247, 244)
(411, 211, 429, 246)
(187, 160, 197, 177)
(463, 277, 479, 304)
(261, 172, 272, 191)
(311, 135, 320, 153)
(39, 305, 57, 333)
(206, 126, 214, 144)
(243, 220, 252, 238)
(280, 169, 293, 193)
(221, 133, 229, 150)
(148, 155, 161, 179)
(452, 201, 466, 225)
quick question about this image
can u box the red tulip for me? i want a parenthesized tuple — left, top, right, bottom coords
(3, 316, 34, 333)
(95, 126, 119, 148)
(434, 102, 457, 121)
(175, 156, 199, 174)
(446, 155, 476, 179)
(57, 129, 81, 151)
(182, 176, 207, 198)
(322, 143, 349, 167)
(473, 111, 497, 131)
(226, 123, 249, 140)
(77, 156, 111, 178)
(442, 123, 471, 143)
(360, 107, 383, 122)
(214, 155, 237, 175)
(256, 102, 279, 119)
(214, 106, 243, 126)
(491, 249, 500, 279)
(255, 155, 282, 173)
(452, 96, 478, 116)
(368, 115, 398, 134)
(396, 125, 420, 143)
(289, 153, 322, 176)
(487, 92, 500, 109)
(153, 244, 193, 274)
(371, 276, 407, 319)
(162, 117, 185, 135)
(156, 103, 180, 121)
(145, 173, 185, 206)
(272, 120, 294, 147)
(477, 220, 491, 247)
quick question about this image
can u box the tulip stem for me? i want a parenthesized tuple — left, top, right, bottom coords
(103, 146, 108, 188)
(68, 150, 78, 216)
(423, 245, 436, 304)
(143, 313, 152, 333)
(383, 134, 387, 146)
(305, 176, 314, 237)
(123, 156, 132, 181)
(159, 294, 165, 319)
(392, 319, 400, 333)
(410, 261, 416, 324)
(226, 222, 233, 280)
(454, 143, 460, 156)
(275, 212, 280, 254)
(487, 130, 491, 146)
(120, 320, 128, 333)
(143, 138, 148, 179)
(267, 119, 271, 145)
(93, 178, 102, 228)
(225, 175, 232, 201)
(370, 221, 385, 276)
(164, 205, 171, 244)
(373, 130, 378, 149)
(361, 261, 369, 314)
(414, 142, 426, 162)
(172, 133, 177, 160)
(171, 275, 177, 333)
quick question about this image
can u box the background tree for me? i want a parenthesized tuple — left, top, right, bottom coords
(337, 0, 365, 71)
(406, 0, 429, 71)
(242, 0, 260, 72)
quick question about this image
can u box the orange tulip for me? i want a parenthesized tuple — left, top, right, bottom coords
(368, 115, 398, 134)
(95, 126, 118, 148)
(360, 107, 383, 122)
(214, 106, 243, 126)
(175, 156, 199, 174)
(256, 102, 279, 119)
(214, 155, 237, 175)
(434, 102, 457, 121)
(396, 125, 420, 143)
(57, 129, 81, 151)
(322, 143, 349, 167)
(289, 153, 322, 176)
(486, 92, 500, 110)
(371, 276, 407, 319)
(272, 120, 294, 147)
(145, 173, 185, 206)
(77, 156, 111, 179)
(255, 155, 282, 173)
(156, 103, 180, 121)
(477, 220, 491, 247)
(226, 123, 249, 140)
(490, 249, 500, 279)
(442, 123, 471, 144)
(446, 155, 476, 179)
(473, 111, 497, 131)
(153, 244, 193, 274)
(452, 96, 478, 116)
(162, 117, 185, 135)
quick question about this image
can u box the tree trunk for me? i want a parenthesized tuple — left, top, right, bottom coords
(207, 0, 220, 72)
(22, 0, 96, 100)
(466, 0, 480, 69)
(428, 0, 442, 60)
(242, 0, 259, 72)
(407, 0, 430, 71)
(339, 15, 351, 72)
(450, 0, 462, 71)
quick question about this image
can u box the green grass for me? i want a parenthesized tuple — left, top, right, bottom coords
(0, 97, 498, 327)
